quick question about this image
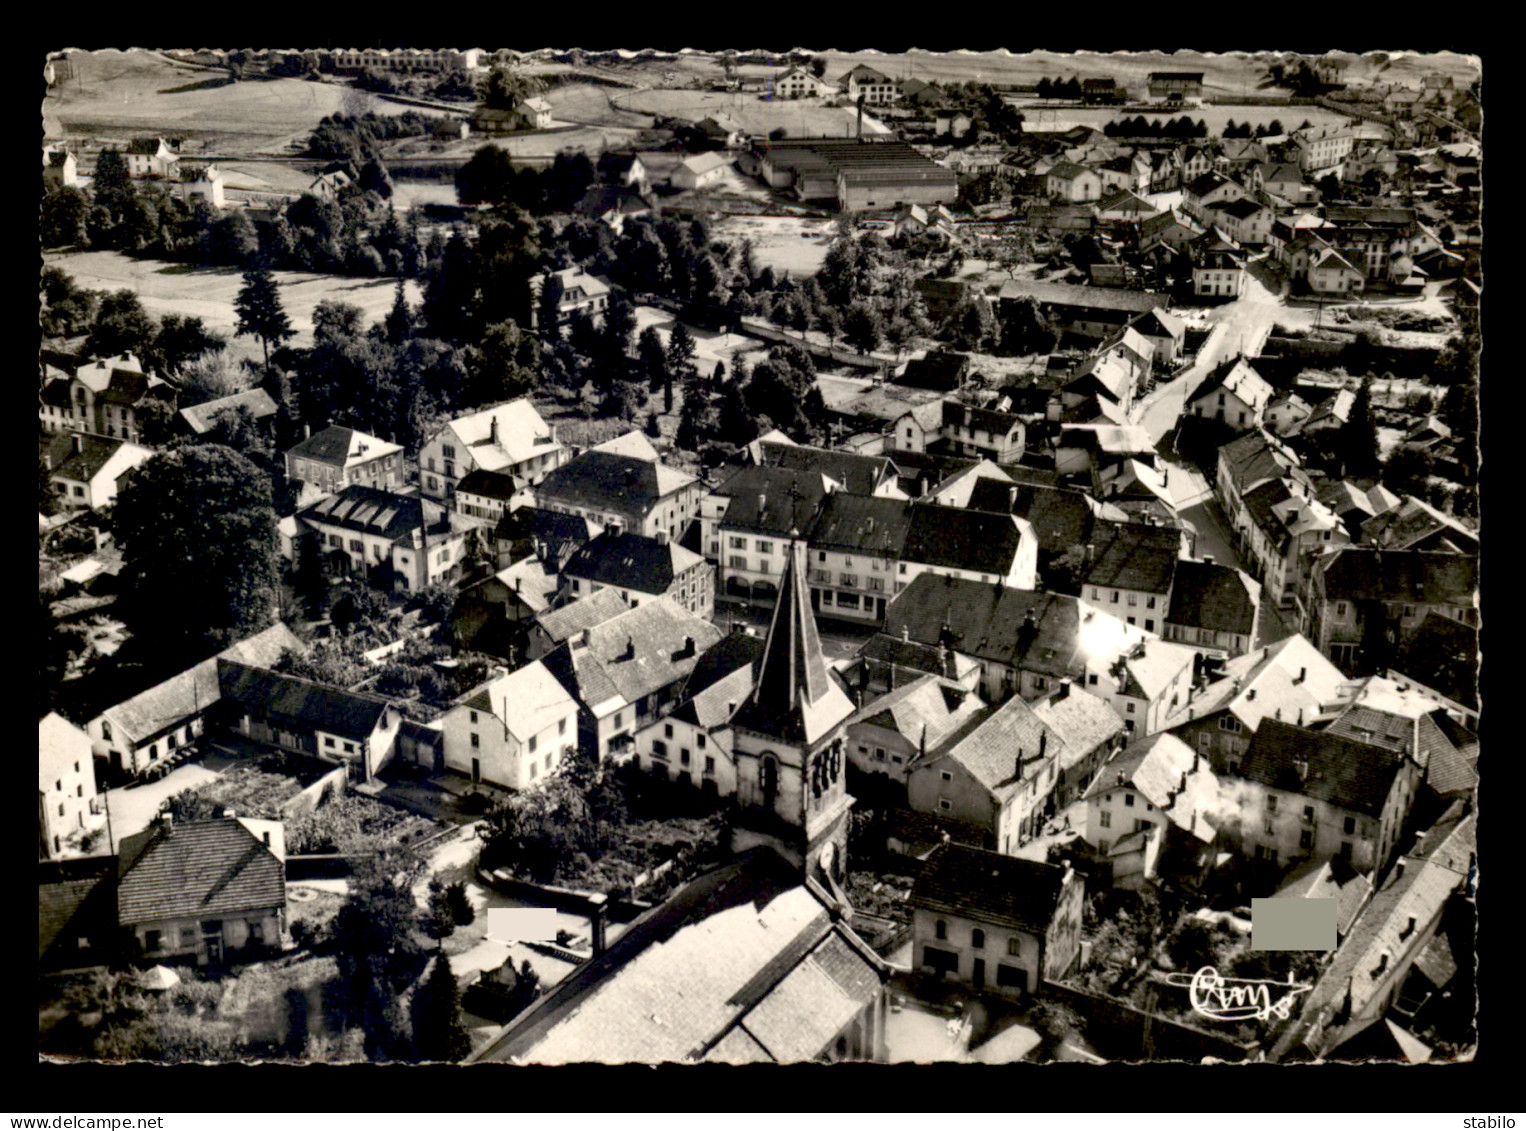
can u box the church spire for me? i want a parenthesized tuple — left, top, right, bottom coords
(731, 534, 849, 746)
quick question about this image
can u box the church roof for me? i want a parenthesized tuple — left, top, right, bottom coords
(730, 539, 853, 747)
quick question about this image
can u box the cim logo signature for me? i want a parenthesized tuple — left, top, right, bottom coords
(1161, 966, 1314, 1023)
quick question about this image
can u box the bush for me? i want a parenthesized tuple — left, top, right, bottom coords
(445, 881, 475, 927)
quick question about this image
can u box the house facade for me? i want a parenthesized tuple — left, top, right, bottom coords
(911, 845, 1084, 997)
(284, 425, 403, 497)
(419, 398, 567, 504)
(297, 485, 469, 594)
(40, 714, 99, 860)
(437, 662, 579, 790)
(533, 451, 702, 543)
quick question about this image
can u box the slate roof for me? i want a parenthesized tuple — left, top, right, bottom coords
(712, 465, 835, 537)
(1031, 684, 1126, 770)
(217, 660, 393, 740)
(1358, 497, 1478, 553)
(668, 633, 766, 730)
(884, 574, 1150, 679)
(809, 492, 913, 556)
(680, 152, 732, 176)
(731, 541, 853, 746)
(858, 632, 981, 684)
(1316, 548, 1477, 605)
(1219, 429, 1308, 495)
(563, 531, 704, 595)
(40, 873, 117, 964)
(941, 400, 1024, 438)
(299, 485, 449, 543)
(1238, 719, 1406, 816)
(1273, 810, 1474, 1061)
(848, 674, 988, 756)
(470, 847, 884, 1065)
(456, 468, 522, 500)
(752, 441, 896, 498)
(98, 624, 305, 744)
(1275, 855, 1373, 937)
(542, 597, 725, 715)
(901, 504, 1032, 576)
(493, 506, 599, 566)
(1167, 559, 1259, 635)
(116, 818, 285, 926)
(537, 450, 696, 514)
(457, 661, 578, 743)
(965, 479, 1096, 558)
(40, 432, 149, 485)
(1161, 633, 1348, 733)
(535, 587, 631, 645)
(931, 692, 1061, 802)
(1086, 732, 1217, 841)
(178, 388, 278, 435)
(1190, 357, 1275, 413)
(1081, 519, 1180, 595)
(285, 424, 401, 469)
(911, 843, 1069, 932)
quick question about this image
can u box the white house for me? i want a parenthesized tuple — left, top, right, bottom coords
(439, 662, 580, 791)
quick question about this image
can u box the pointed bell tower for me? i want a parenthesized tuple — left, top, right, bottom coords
(729, 533, 856, 887)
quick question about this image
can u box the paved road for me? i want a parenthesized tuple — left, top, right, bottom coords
(1131, 256, 1287, 446)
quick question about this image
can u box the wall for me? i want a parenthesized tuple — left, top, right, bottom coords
(635, 715, 734, 798)
(1042, 979, 1258, 1062)
(911, 906, 1041, 996)
(1086, 784, 1166, 856)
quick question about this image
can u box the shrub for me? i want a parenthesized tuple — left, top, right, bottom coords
(445, 881, 475, 927)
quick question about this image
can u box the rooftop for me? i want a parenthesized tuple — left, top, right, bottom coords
(911, 843, 1070, 932)
(117, 817, 284, 927)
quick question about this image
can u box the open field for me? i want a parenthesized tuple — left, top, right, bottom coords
(620, 88, 883, 138)
(44, 49, 451, 155)
(1009, 101, 1355, 135)
(543, 82, 656, 129)
(711, 214, 836, 277)
(44, 250, 424, 348)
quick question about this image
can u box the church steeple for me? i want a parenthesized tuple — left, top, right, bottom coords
(731, 533, 853, 746)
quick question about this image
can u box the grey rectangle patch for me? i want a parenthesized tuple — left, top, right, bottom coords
(487, 907, 559, 942)
(1251, 898, 1336, 951)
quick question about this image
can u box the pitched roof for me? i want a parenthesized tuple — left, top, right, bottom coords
(591, 430, 661, 461)
(98, 624, 306, 744)
(543, 597, 726, 714)
(1358, 497, 1477, 553)
(668, 632, 767, 730)
(216, 659, 393, 740)
(298, 485, 449, 544)
(1162, 633, 1348, 733)
(535, 587, 630, 645)
(457, 660, 578, 742)
(493, 505, 600, 564)
(1030, 684, 1126, 769)
(997, 279, 1165, 315)
(884, 574, 1151, 678)
(1167, 559, 1259, 635)
(1086, 732, 1218, 840)
(1190, 357, 1275, 413)
(931, 692, 1061, 802)
(680, 152, 732, 176)
(731, 540, 853, 746)
(40, 870, 118, 964)
(1275, 855, 1373, 937)
(117, 818, 284, 926)
(858, 632, 981, 685)
(456, 468, 521, 500)
(1218, 429, 1307, 495)
(712, 465, 835, 537)
(900, 504, 1032, 577)
(849, 674, 988, 756)
(1080, 519, 1180, 595)
(178, 388, 278, 434)
(965, 479, 1096, 558)
(809, 492, 913, 556)
(1238, 719, 1406, 816)
(470, 847, 883, 1065)
(285, 424, 401, 468)
(443, 398, 562, 470)
(41, 432, 152, 485)
(563, 531, 703, 595)
(1316, 548, 1477, 605)
(537, 450, 696, 513)
(911, 844, 1070, 932)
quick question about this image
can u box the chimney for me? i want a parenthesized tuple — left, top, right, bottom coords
(682, 635, 695, 658)
(655, 529, 669, 546)
(1009, 485, 1019, 510)
(515, 576, 522, 593)
(1247, 688, 1256, 701)
(304, 422, 311, 440)
(71, 433, 82, 455)
(1055, 678, 1071, 701)
(157, 813, 173, 835)
(1203, 554, 1214, 565)
(758, 493, 767, 515)
(222, 808, 237, 819)
(623, 635, 635, 661)
(1039, 731, 1048, 759)
(1296, 667, 1307, 684)
(490, 416, 499, 445)
(605, 519, 621, 538)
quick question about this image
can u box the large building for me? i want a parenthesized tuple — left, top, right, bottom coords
(753, 139, 958, 213)
(284, 425, 404, 497)
(419, 398, 567, 506)
(296, 485, 470, 594)
(562, 528, 714, 620)
(533, 450, 702, 543)
(40, 714, 99, 860)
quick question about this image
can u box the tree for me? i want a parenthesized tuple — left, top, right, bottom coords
(422, 879, 456, 941)
(999, 296, 1059, 356)
(112, 444, 279, 661)
(467, 319, 540, 406)
(235, 264, 294, 378)
(151, 314, 225, 376)
(1336, 377, 1380, 479)
(409, 952, 471, 1063)
(637, 325, 668, 394)
(480, 65, 543, 112)
(385, 278, 415, 345)
(842, 303, 881, 355)
(41, 186, 90, 247)
(92, 147, 134, 212)
(331, 851, 428, 1060)
(359, 157, 394, 199)
(85, 289, 158, 360)
(665, 322, 697, 414)
(456, 144, 518, 207)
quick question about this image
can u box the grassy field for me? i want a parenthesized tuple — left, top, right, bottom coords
(44, 49, 450, 155)
(621, 87, 879, 138)
(711, 214, 837, 277)
(543, 82, 656, 129)
(44, 249, 424, 348)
